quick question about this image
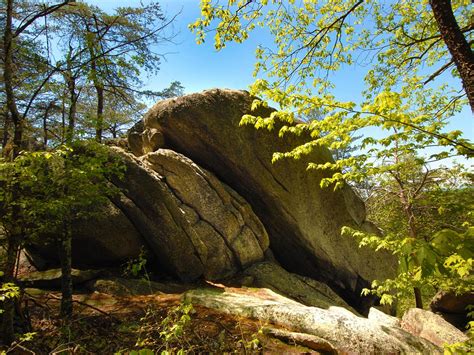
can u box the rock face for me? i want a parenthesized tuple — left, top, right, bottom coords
(368, 307, 400, 327)
(133, 88, 396, 312)
(19, 269, 101, 289)
(430, 291, 474, 329)
(110, 148, 269, 281)
(183, 287, 441, 353)
(27, 202, 148, 269)
(86, 277, 192, 296)
(128, 120, 165, 157)
(242, 261, 355, 312)
(401, 308, 469, 347)
(27, 147, 268, 282)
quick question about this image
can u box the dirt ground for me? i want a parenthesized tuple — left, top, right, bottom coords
(2, 288, 317, 354)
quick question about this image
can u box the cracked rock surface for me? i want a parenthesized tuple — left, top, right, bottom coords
(401, 308, 469, 347)
(111, 148, 269, 281)
(26, 146, 269, 283)
(132, 88, 396, 313)
(183, 287, 441, 354)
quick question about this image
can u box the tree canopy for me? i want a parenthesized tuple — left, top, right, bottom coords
(190, 0, 473, 313)
(0, 0, 472, 349)
(191, 0, 473, 188)
(1, 0, 183, 155)
(0, 0, 182, 343)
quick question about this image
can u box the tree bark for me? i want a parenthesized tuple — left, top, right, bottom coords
(429, 0, 474, 111)
(0, 235, 20, 345)
(111, 123, 118, 138)
(86, 28, 105, 143)
(2, 108, 11, 151)
(414, 287, 423, 309)
(59, 223, 73, 319)
(1, 0, 22, 345)
(61, 96, 66, 144)
(95, 84, 104, 143)
(4, 0, 23, 159)
(42, 101, 54, 148)
(65, 68, 78, 144)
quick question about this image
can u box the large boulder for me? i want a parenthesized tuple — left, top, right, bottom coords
(26, 147, 268, 281)
(430, 291, 474, 329)
(132, 88, 396, 313)
(183, 287, 441, 353)
(401, 308, 469, 347)
(241, 261, 355, 312)
(110, 148, 269, 281)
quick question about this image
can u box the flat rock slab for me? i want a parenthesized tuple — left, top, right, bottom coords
(242, 261, 356, 313)
(87, 277, 194, 296)
(183, 287, 440, 353)
(19, 268, 102, 289)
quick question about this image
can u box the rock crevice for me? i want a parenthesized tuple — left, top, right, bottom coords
(110, 148, 269, 281)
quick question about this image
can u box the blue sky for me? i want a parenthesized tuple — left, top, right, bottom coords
(86, 0, 263, 94)
(85, 0, 473, 147)
(85, 0, 368, 97)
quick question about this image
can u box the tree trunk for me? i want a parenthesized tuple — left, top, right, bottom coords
(1, 0, 22, 345)
(86, 30, 105, 143)
(59, 223, 73, 318)
(4, 0, 23, 159)
(0, 235, 20, 345)
(95, 84, 104, 143)
(43, 115, 48, 148)
(1, 176, 25, 345)
(2, 108, 11, 151)
(414, 287, 423, 309)
(65, 70, 77, 144)
(42, 101, 54, 148)
(61, 96, 66, 144)
(429, 0, 474, 111)
(112, 123, 118, 138)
